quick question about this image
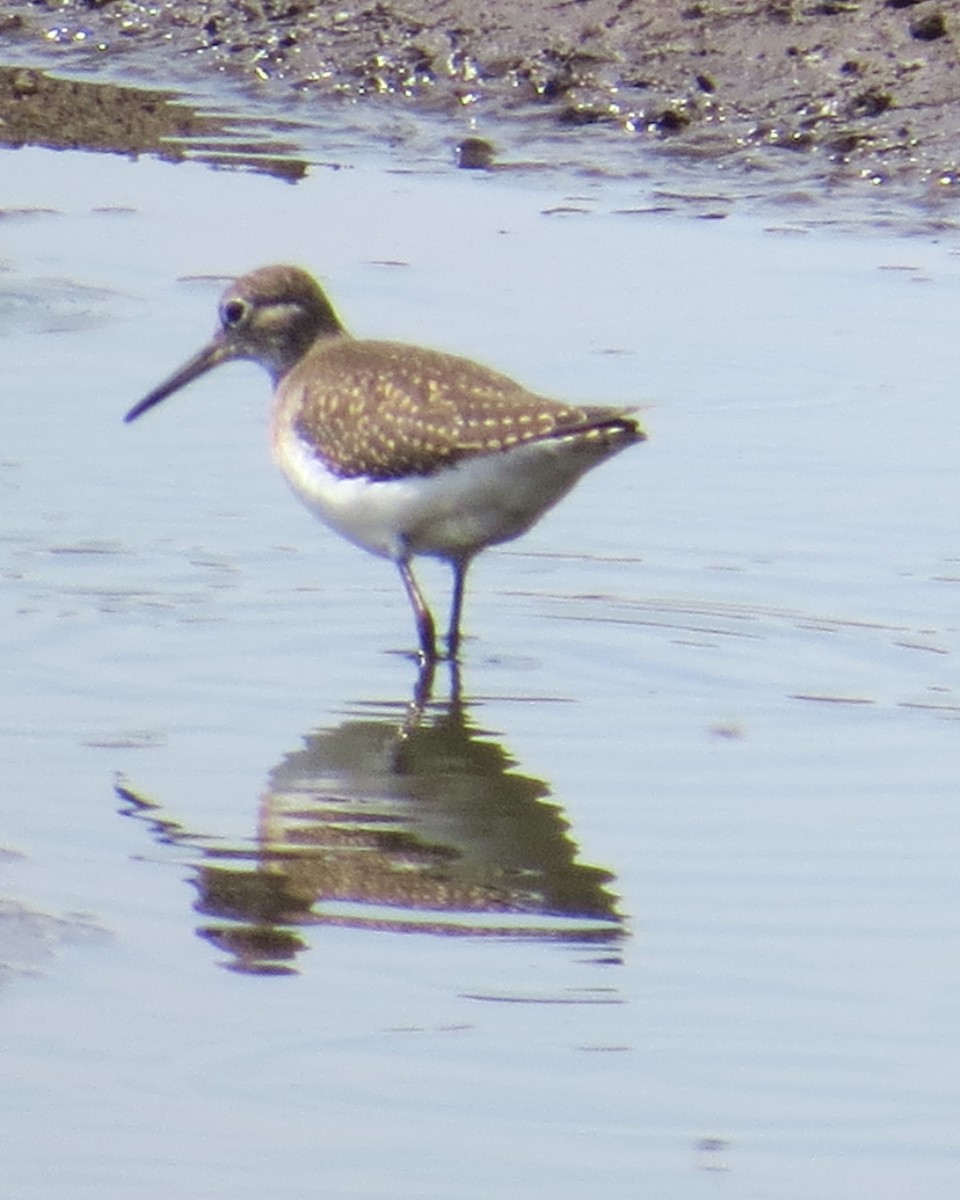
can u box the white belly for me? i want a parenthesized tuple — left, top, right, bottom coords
(273, 429, 619, 563)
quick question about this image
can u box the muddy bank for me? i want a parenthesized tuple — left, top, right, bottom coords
(0, 63, 309, 176)
(0, 0, 958, 191)
(0, 65, 219, 157)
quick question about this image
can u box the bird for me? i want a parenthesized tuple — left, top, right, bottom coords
(125, 265, 645, 662)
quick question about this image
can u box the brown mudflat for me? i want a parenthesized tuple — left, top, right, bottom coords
(0, 0, 958, 191)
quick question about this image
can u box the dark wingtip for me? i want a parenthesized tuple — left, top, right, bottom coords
(597, 413, 647, 442)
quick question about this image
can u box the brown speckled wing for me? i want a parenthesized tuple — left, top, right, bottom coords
(287, 339, 640, 479)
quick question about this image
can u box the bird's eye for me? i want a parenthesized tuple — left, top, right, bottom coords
(221, 298, 249, 328)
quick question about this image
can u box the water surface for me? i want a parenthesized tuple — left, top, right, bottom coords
(2, 137, 960, 1198)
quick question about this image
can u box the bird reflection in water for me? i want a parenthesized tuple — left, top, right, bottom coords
(116, 663, 624, 975)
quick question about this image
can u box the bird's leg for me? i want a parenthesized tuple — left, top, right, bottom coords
(397, 559, 438, 662)
(446, 557, 471, 659)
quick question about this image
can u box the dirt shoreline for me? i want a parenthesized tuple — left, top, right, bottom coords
(0, 0, 958, 192)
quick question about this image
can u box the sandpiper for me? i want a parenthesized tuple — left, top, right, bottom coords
(126, 265, 645, 661)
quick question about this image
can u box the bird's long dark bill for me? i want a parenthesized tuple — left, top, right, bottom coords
(124, 336, 232, 423)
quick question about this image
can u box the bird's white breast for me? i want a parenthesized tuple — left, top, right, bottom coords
(272, 424, 620, 564)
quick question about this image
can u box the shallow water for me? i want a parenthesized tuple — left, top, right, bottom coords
(2, 124, 960, 1198)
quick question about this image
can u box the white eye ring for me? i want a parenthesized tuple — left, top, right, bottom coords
(221, 298, 249, 328)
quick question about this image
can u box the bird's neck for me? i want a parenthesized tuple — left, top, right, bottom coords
(270, 322, 349, 385)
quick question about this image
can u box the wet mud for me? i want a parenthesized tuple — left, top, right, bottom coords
(0, 1, 958, 191)
(0, 64, 219, 157)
